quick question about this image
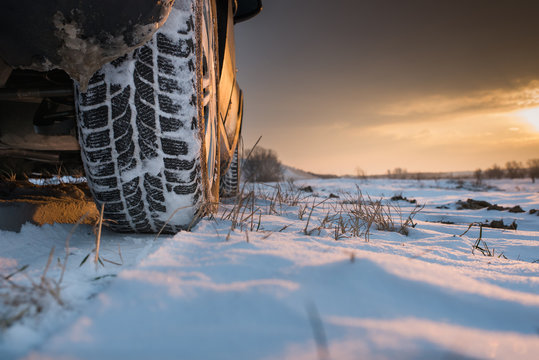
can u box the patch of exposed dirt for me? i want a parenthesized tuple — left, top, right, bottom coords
(456, 199, 492, 210)
(456, 199, 527, 213)
(391, 194, 417, 204)
(485, 219, 518, 230)
(0, 180, 98, 232)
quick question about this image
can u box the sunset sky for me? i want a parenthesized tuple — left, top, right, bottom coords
(234, 0, 539, 175)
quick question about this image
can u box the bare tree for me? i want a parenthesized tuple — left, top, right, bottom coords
(484, 164, 504, 179)
(393, 167, 407, 179)
(355, 166, 366, 180)
(528, 159, 539, 183)
(243, 147, 283, 182)
(506, 161, 524, 179)
(474, 168, 482, 185)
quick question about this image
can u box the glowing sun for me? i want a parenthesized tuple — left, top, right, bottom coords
(517, 106, 539, 131)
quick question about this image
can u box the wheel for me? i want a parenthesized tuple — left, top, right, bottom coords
(75, 0, 219, 233)
(220, 144, 241, 197)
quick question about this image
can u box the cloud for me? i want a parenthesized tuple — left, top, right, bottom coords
(379, 80, 539, 120)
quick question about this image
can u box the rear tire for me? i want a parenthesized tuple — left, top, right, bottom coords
(220, 145, 240, 197)
(75, 0, 219, 233)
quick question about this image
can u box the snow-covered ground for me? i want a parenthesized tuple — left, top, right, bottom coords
(1, 178, 538, 359)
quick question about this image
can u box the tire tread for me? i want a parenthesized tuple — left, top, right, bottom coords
(77, 4, 205, 233)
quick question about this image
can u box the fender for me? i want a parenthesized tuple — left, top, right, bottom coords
(216, 0, 242, 169)
(215, 0, 261, 170)
(0, 0, 174, 90)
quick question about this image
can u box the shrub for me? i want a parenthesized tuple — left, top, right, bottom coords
(243, 147, 283, 182)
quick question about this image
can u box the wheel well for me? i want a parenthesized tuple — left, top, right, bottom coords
(216, 0, 230, 74)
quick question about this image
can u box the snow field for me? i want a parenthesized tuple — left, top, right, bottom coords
(1, 178, 538, 359)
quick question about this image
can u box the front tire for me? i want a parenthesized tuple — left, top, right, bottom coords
(75, 0, 219, 233)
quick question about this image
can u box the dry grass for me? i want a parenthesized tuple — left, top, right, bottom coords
(80, 207, 124, 267)
(0, 212, 93, 329)
(95, 203, 104, 268)
(218, 182, 424, 242)
(0, 169, 18, 182)
(306, 301, 330, 360)
(0, 247, 64, 330)
(1, 208, 126, 330)
(458, 222, 508, 259)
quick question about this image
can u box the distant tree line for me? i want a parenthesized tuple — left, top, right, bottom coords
(241, 150, 539, 183)
(475, 159, 539, 183)
(379, 159, 539, 183)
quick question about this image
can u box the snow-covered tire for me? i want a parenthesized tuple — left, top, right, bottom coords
(75, 0, 219, 233)
(220, 145, 240, 197)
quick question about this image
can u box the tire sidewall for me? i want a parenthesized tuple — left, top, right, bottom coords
(196, 0, 220, 211)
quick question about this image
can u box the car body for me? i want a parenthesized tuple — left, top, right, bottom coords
(0, 0, 262, 232)
(0, 0, 260, 166)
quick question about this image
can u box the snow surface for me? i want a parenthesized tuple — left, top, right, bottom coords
(1, 178, 538, 359)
